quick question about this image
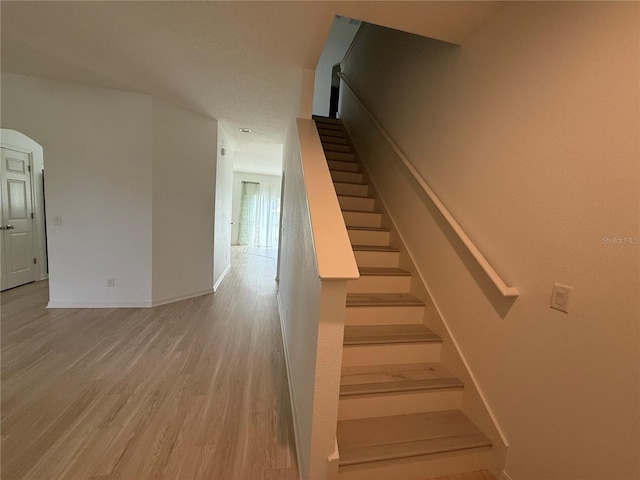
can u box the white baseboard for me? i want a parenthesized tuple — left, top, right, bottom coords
(501, 471, 514, 480)
(47, 299, 152, 308)
(277, 292, 305, 479)
(39, 274, 49, 281)
(151, 288, 214, 307)
(213, 263, 231, 292)
(47, 288, 214, 309)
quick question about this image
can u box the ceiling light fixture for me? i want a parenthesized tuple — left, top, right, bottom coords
(240, 128, 252, 133)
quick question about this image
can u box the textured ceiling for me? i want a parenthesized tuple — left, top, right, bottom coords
(0, 1, 503, 174)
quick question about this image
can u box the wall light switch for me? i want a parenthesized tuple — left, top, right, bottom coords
(53, 216, 62, 226)
(550, 283, 572, 313)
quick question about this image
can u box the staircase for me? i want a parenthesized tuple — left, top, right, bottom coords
(313, 116, 493, 480)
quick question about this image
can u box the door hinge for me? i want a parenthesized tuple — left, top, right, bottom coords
(28, 165, 31, 172)
(31, 212, 34, 219)
(33, 258, 37, 264)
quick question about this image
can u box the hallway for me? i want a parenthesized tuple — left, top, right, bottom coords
(0, 247, 298, 480)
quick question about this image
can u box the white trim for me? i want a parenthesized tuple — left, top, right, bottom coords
(327, 437, 340, 480)
(39, 273, 49, 281)
(297, 118, 359, 281)
(47, 288, 215, 309)
(47, 300, 153, 309)
(213, 262, 231, 292)
(151, 288, 214, 307)
(338, 74, 519, 298)
(277, 291, 305, 479)
(501, 471, 514, 480)
(0, 142, 34, 155)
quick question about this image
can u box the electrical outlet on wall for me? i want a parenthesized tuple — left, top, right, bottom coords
(107, 278, 115, 288)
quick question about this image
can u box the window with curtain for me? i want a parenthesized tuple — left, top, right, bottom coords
(238, 181, 280, 248)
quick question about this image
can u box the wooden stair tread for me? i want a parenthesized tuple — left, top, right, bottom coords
(419, 470, 496, 480)
(337, 410, 491, 466)
(342, 209, 381, 215)
(341, 362, 463, 396)
(343, 324, 440, 345)
(320, 141, 349, 148)
(347, 292, 425, 307)
(330, 166, 360, 173)
(352, 244, 399, 252)
(334, 180, 369, 186)
(339, 194, 373, 200)
(358, 267, 410, 276)
(347, 226, 389, 232)
(320, 134, 348, 142)
(325, 155, 359, 163)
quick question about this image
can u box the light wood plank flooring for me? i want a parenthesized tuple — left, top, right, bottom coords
(1, 247, 298, 480)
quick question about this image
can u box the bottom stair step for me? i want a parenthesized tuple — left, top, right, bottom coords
(420, 470, 496, 480)
(337, 410, 491, 467)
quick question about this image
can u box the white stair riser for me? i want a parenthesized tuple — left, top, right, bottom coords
(329, 160, 360, 173)
(339, 196, 375, 212)
(324, 143, 352, 153)
(342, 343, 441, 367)
(327, 152, 357, 162)
(354, 250, 400, 267)
(338, 389, 463, 421)
(320, 135, 348, 145)
(314, 116, 340, 122)
(316, 122, 342, 130)
(347, 276, 411, 294)
(338, 448, 491, 480)
(345, 306, 424, 325)
(348, 229, 389, 246)
(318, 130, 347, 140)
(343, 211, 381, 228)
(332, 171, 364, 184)
(335, 183, 369, 197)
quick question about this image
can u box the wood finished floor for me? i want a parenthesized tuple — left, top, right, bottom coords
(1, 247, 298, 480)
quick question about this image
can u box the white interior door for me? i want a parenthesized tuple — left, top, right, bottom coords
(1, 147, 36, 291)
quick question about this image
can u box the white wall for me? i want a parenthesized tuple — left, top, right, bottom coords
(151, 99, 218, 304)
(340, 3, 639, 479)
(1, 73, 154, 307)
(312, 16, 361, 118)
(231, 171, 281, 245)
(1, 73, 222, 307)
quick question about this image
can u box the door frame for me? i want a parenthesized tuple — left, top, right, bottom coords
(0, 146, 38, 290)
(0, 129, 47, 283)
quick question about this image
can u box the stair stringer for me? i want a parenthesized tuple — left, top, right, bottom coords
(342, 127, 509, 478)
